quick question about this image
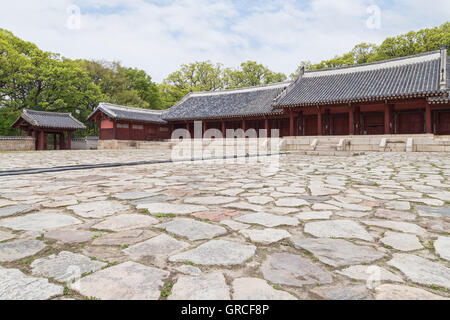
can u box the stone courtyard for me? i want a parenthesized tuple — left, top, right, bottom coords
(0, 149, 449, 300)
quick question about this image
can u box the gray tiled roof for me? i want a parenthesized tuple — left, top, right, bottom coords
(87, 102, 167, 124)
(12, 109, 86, 130)
(162, 82, 292, 121)
(276, 51, 446, 108)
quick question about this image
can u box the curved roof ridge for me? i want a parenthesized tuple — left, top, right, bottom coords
(190, 81, 293, 97)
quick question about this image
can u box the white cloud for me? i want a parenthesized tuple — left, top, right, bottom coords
(0, 0, 447, 82)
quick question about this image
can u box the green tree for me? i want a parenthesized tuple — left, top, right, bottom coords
(224, 61, 287, 88)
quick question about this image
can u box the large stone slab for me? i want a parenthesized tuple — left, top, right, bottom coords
(374, 209, 416, 221)
(304, 220, 373, 241)
(70, 261, 169, 300)
(92, 214, 158, 232)
(0, 240, 45, 262)
(375, 284, 449, 300)
(234, 213, 298, 227)
(310, 285, 370, 300)
(184, 196, 238, 205)
(191, 209, 240, 222)
(247, 196, 274, 205)
(68, 201, 130, 218)
(124, 234, 190, 260)
(113, 191, 158, 200)
(362, 220, 426, 235)
(239, 228, 291, 245)
(380, 231, 423, 251)
(261, 252, 333, 287)
(31, 251, 106, 282)
(388, 253, 450, 289)
(274, 198, 309, 207)
(232, 278, 296, 300)
(169, 272, 230, 300)
(415, 206, 450, 218)
(435, 236, 450, 261)
(136, 203, 207, 215)
(336, 265, 403, 283)
(291, 237, 386, 267)
(44, 229, 94, 243)
(296, 211, 332, 221)
(0, 205, 34, 218)
(93, 229, 157, 246)
(0, 230, 15, 242)
(157, 218, 227, 241)
(0, 266, 63, 300)
(169, 240, 256, 266)
(0, 213, 82, 231)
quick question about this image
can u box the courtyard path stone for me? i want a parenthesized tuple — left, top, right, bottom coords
(30, 251, 106, 282)
(136, 203, 207, 215)
(223, 202, 264, 212)
(435, 236, 450, 261)
(248, 196, 274, 205)
(415, 206, 450, 218)
(374, 209, 416, 221)
(362, 220, 427, 235)
(0, 205, 34, 218)
(92, 214, 158, 232)
(174, 265, 202, 276)
(291, 237, 386, 267)
(380, 231, 423, 251)
(274, 198, 309, 207)
(191, 209, 240, 222)
(375, 284, 448, 300)
(261, 252, 333, 287)
(309, 186, 340, 196)
(387, 253, 450, 289)
(68, 201, 130, 218)
(184, 196, 237, 205)
(304, 220, 373, 241)
(169, 272, 230, 300)
(70, 261, 169, 300)
(0, 266, 63, 300)
(296, 211, 332, 220)
(0, 230, 14, 242)
(239, 228, 291, 244)
(157, 218, 227, 241)
(124, 234, 189, 260)
(310, 285, 370, 300)
(44, 229, 94, 243)
(0, 213, 82, 231)
(336, 265, 403, 283)
(234, 213, 298, 227)
(92, 229, 157, 246)
(113, 191, 158, 200)
(0, 240, 45, 262)
(232, 278, 296, 300)
(169, 240, 256, 266)
(220, 220, 250, 231)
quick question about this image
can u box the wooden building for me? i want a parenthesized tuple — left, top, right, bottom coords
(87, 102, 170, 141)
(11, 109, 86, 150)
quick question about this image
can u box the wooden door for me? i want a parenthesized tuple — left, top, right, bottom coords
(437, 111, 450, 135)
(397, 112, 424, 134)
(362, 113, 384, 135)
(331, 114, 349, 135)
(304, 116, 318, 136)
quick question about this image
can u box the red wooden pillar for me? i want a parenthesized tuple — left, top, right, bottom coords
(425, 103, 432, 134)
(113, 120, 117, 140)
(38, 130, 45, 150)
(264, 119, 270, 138)
(317, 109, 323, 136)
(354, 106, 361, 135)
(384, 104, 394, 134)
(289, 110, 295, 136)
(349, 106, 355, 135)
(67, 132, 72, 150)
(298, 112, 303, 136)
(221, 121, 226, 138)
(324, 109, 330, 135)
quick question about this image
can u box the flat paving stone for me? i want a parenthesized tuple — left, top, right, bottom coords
(169, 240, 256, 266)
(239, 228, 291, 244)
(304, 220, 373, 241)
(92, 229, 157, 246)
(296, 211, 332, 220)
(374, 209, 416, 221)
(310, 285, 370, 300)
(113, 191, 158, 200)
(136, 203, 207, 215)
(0, 205, 34, 217)
(234, 213, 299, 227)
(129, 195, 176, 206)
(220, 220, 250, 231)
(336, 265, 403, 283)
(232, 278, 296, 300)
(223, 202, 264, 212)
(247, 196, 274, 205)
(415, 206, 450, 218)
(0, 213, 82, 231)
(375, 284, 449, 300)
(309, 186, 340, 196)
(380, 231, 423, 251)
(169, 272, 230, 300)
(0, 230, 15, 242)
(0, 240, 45, 262)
(191, 209, 240, 222)
(388, 253, 450, 290)
(184, 196, 237, 205)
(124, 234, 190, 260)
(362, 220, 427, 235)
(44, 229, 94, 243)
(174, 265, 202, 276)
(157, 218, 227, 241)
(435, 236, 450, 261)
(0, 266, 63, 300)
(274, 198, 309, 207)
(70, 261, 169, 300)
(92, 214, 158, 232)
(31, 251, 107, 282)
(261, 252, 333, 287)
(68, 201, 130, 218)
(291, 237, 386, 267)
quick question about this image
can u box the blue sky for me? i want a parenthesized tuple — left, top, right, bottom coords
(1, 0, 449, 82)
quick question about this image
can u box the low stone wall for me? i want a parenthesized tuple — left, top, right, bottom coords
(97, 139, 173, 151)
(0, 136, 35, 151)
(71, 137, 99, 150)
